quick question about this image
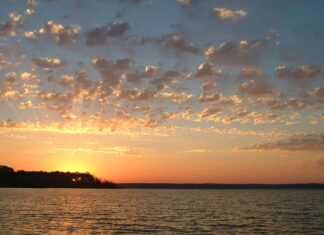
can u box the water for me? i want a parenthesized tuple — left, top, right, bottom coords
(0, 189, 323, 234)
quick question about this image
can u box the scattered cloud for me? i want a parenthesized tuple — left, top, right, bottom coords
(176, 148, 211, 154)
(195, 62, 222, 78)
(24, 31, 36, 39)
(137, 33, 200, 54)
(39, 21, 81, 45)
(199, 92, 221, 102)
(199, 105, 222, 119)
(205, 39, 269, 65)
(160, 92, 193, 104)
(239, 66, 263, 79)
(238, 79, 274, 97)
(0, 22, 15, 38)
(20, 72, 37, 81)
(53, 146, 140, 155)
(201, 81, 217, 92)
(0, 53, 11, 70)
(118, 87, 159, 101)
(85, 21, 130, 46)
(32, 57, 65, 69)
(214, 7, 247, 21)
(308, 87, 324, 99)
(276, 65, 322, 80)
(0, 1, 323, 165)
(176, 0, 193, 7)
(241, 134, 324, 151)
(257, 97, 309, 111)
(9, 12, 23, 24)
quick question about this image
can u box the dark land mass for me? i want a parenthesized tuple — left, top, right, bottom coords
(0, 165, 117, 188)
(1, 165, 324, 189)
(119, 183, 324, 189)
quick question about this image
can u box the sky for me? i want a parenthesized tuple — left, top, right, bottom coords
(0, 0, 323, 183)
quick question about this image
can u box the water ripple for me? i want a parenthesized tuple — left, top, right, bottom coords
(0, 189, 323, 234)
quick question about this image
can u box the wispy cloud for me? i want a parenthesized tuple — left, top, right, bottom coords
(240, 134, 324, 152)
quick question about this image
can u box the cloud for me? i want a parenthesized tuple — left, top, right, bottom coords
(39, 21, 81, 45)
(19, 100, 34, 110)
(9, 12, 23, 24)
(257, 97, 308, 111)
(92, 58, 133, 92)
(162, 34, 200, 54)
(5, 72, 16, 83)
(213, 7, 247, 21)
(308, 114, 324, 125)
(198, 92, 241, 106)
(176, 148, 211, 153)
(124, 65, 160, 83)
(199, 93, 221, 102)
(0, 120, 27, 129)
(160, 92, 193, 104)
(176, 0, 193, 6)
(201, 81, 217, 92)
(0, 86, 19, 100)
(54, 146, 140, 155)
(219, 95, 242, 106)
(308, 87, 324, 99)
(85, 21, 130, 46)
(195, 62, 222, 78)
(59, 75, 74, 88)
(199, 106, 222, 119)
(276, 65, 322, 80)
(205, 39, 269, 65)
(238, 79, 274, 97)
(144, 65, 160, 77)
(20, 72, 37, 81)
(32, 57, 65, 69)
(239, 66, 263, 79)
(24, 0, 38, 16)
(286, 98, 307, 110)
(92, 58, 133, 72)
(37, 70, 97, 118)
(137, 33, 200, 54)
(0, 22, 15, 38)
(150, 70, 190, 90)
(57, 71, 98, 104)
(241, 134, 324, 151)
(24, 31, 36, 39)
(0, 53, 11, 70)
(118, 87, 159, 100)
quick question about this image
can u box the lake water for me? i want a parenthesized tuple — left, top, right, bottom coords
(0, 189, 323, 234)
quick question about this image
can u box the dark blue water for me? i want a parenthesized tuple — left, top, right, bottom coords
(0, 189, 323, 234)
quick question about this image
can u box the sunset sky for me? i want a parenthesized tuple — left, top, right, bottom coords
(0, 0, 323, 183)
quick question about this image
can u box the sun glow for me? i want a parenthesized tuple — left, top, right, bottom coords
(58, 159, 89, 173)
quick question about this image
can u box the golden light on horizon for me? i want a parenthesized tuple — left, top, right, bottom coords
(55, 155, 90, 173)
(60, 163, 87, 173)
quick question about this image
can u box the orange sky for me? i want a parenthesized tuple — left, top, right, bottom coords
(1, 128, 323, 183)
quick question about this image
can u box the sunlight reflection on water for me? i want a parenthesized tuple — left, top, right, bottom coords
(0, 189, 323, 234)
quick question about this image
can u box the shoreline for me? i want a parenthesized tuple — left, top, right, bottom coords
(1, 183, 324, 189)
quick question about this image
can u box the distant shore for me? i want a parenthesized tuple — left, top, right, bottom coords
(1, 183, 323, 189)
(1, 165, 323, 189)
(118, 183, 324, 189)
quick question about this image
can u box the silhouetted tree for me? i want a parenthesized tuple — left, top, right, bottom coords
(0, 165, 117, 188)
